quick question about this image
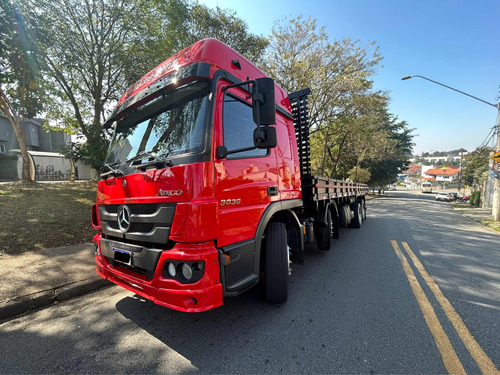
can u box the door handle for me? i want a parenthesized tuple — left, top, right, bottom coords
(267, 186, 278, 197)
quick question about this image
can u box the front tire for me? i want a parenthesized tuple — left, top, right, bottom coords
(265, 222, 289, 303)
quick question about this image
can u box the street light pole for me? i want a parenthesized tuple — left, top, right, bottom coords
(402, 75, 500, 221)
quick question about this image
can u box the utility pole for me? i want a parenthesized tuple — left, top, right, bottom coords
(401, 75, 500, 221)
(493, 113, 500, 221)
(458, 149, 463, 196)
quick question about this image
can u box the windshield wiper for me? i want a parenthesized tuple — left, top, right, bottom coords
(100, 162, 124, 179)
(137, 155, 172, 171)
(125, 151, 154, 164)
(126, 151, 172, 171)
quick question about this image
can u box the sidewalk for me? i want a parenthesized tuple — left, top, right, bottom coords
(452, 206, 493, 222)
(0, 243, 111, 321)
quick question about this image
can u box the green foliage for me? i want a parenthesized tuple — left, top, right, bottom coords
(186, 4, 269, 64)
(13, 0, 267, 171)
(347, 167, 371, 184)
(121, 0, 191, 85)
(265, 17, 413, 184)
(435, 159, 460, 167)
(364, 114, 413, 187)
(461, 146, 493, 187)
(61, 126, 110, 173)
(0, 0, 46, 180)
(470, 191, 481, 207)
(264, 16, 382, 128)
(0, 0, 44, 117)
(15, 0, 149, 170)
(5, 3, 412, 179)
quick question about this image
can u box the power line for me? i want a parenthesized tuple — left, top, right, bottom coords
(478, 125, 496, 149)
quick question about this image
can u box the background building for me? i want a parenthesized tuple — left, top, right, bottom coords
(0, 115, 93, 181)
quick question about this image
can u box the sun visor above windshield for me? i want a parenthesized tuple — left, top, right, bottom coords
(104, 62, 211, 128)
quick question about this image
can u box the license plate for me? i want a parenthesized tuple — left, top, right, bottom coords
(113, 248, 132, 266)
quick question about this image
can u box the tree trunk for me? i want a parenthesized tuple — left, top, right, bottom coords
(11, 117, 33, 181)
(0, 88, 33, 181)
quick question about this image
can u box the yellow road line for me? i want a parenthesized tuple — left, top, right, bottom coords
(390, 240, 466, 375)
(402, 241, 500, 375)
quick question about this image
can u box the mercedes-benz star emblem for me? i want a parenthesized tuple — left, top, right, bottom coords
(117, 205, 131, 233)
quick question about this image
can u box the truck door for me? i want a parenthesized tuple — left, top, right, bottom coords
(214, 79, 279, 289)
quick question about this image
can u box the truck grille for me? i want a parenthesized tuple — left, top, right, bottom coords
(98, 203, 176, 246)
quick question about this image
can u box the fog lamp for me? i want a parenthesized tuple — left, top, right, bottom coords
(182, 263, 193, 280)
(168, 263, 176, 277)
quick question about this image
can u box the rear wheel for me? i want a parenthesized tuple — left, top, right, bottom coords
(331, 206, 340, 239)
(265, 222, 289, 303)
(317, 209, 332, 251)
(351, 202, 362, 228)
(361, 200, 367, 221)
(339, 204, 350, 228)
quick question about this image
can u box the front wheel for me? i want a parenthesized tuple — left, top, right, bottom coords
(265, 222, 289, 303)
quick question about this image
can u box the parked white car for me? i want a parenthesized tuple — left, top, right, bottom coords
(435, 192, 452, 202)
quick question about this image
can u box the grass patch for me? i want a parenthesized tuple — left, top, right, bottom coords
(479, 220, 500, 232)
(0, 181, 98, 255)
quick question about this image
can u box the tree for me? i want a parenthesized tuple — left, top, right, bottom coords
(0, 0, 43, 181)
(120, 0, 192, 86)
(186, 4, 269, 64)
(17, 0, 268, 171)
(17, 0, 150, 171)
(348, 166, 371, 184)
(264, 17, 413, 182)
(461, 146, 493, 187)
(264, 17, 382, 132)
(122, 0, 269, 83)
(364, 115, 414, 187)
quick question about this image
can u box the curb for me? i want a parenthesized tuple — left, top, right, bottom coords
(0, 278, 112, 321)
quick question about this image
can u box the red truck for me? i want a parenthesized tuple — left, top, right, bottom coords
(92, 38, 368, 312)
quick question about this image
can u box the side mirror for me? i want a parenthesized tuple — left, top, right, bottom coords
(253, 126, 277, 149)
(252, 77, 276, 125)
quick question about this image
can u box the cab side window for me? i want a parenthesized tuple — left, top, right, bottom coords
(223, 93, 267, 159)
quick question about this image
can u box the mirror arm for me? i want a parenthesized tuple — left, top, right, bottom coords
(216, 144, 259, 159)
(221, 80, 255, 93)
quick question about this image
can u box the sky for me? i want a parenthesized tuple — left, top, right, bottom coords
(197, 0, 500, 155)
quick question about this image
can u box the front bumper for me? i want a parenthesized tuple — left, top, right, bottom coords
(94, 234, 223, 312)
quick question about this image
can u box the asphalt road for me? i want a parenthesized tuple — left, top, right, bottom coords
(1, 189, 499, 374)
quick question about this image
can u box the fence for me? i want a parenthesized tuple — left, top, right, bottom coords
(0, 150, 94, 181)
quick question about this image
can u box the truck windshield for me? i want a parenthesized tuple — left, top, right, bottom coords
(105, 80, 211, 167)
